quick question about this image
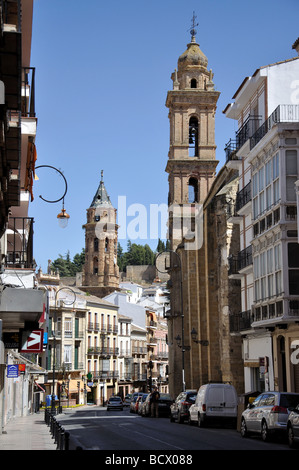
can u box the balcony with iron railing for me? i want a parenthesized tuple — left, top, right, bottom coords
(87, 346, 119, 356)
(225, 114, 262, 163)
(22, 67, 36, 118)
(132, 347, 147, 355)
(5, 217, 34, 268)
(250, 105, 299, 149)
(0, 0, 22, 33)
(236, 182, 251, 212)
(119, 349, 131, 357)
(229, 310, 252, 333)
(229, 245, 253, 276)
(238, 245, 253, 271)
(97, 370, 119, 380)
(47, 361, 84, 372)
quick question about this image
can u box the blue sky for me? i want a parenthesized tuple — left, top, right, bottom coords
(29, 0, 299, 272)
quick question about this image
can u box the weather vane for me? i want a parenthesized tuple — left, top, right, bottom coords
(188, 11, 199, 39)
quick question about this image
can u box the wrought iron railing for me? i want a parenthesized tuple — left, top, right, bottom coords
(250, 105, 299, 149)
(22, 67, 35, 117)
(236, 181, 251, 211)
(5, 217, 34, 268)
(229, 310, 252, 333)
(238, 245, 252, 270)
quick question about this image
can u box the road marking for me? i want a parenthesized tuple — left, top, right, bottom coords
(133, 430, 184, 450)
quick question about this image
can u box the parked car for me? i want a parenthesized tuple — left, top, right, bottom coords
(129, 393, 143, 413)
(240, 391, 299, 441)
(107, 396, 123, 411)
(135, 395, 144, 413)
(142, 392, 173, 417)
(189, 383, 238, 427)
(170, 390, 197, 423)
(287, 404, 299, 448)
(123, 394, 132, 407)
(137, 394, 148, 414)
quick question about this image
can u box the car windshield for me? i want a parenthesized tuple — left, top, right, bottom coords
(109, 397, 121, 402)
(280, 394, 299, 408)
(159, 393, 172, 401)
(187, 393, 197, 402)
(142, 394, 148, 401)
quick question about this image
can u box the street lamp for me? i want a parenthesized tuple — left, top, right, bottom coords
(51, 286, 76, 414)
(155, 250, 186, 391)
(35, 165, 70, 227)
(190, 328, 209, 346)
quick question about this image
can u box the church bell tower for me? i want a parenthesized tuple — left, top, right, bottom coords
(166, 15, 220, 250)
(165, 15, 220, 396)
(82, 171, 119, 297)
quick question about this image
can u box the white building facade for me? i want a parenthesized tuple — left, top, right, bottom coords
(225, 40, 299, 393)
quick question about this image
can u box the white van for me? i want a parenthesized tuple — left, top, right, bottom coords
(189, 383, 238, 427)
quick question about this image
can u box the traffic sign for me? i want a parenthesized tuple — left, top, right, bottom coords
(7, 364, 19, 378)
(19, 329, 44, 353)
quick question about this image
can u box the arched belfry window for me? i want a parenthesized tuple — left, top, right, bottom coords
(93, 257, 98, 274)
(188, 177, 199, 203)
(191, 78, 197, 88)
(189, 117, 199, 157)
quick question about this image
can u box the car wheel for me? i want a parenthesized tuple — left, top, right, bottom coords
(177, 412, 184, 424)
(261, 420, 270, 442)
(288, 425, 297, 448)
(170, 413, 175, 422)
(198, 413, 204, 427)
(188, 414, 193, 426)
(240, 418, 248, 438)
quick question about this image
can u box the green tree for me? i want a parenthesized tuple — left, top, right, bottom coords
(51, 249, 85, 277)
(117, 240, 156, 272)
(156, 238, 166, 253)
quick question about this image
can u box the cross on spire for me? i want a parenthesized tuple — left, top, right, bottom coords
(188, 11, 199, 40)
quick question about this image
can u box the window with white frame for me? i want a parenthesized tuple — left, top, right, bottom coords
(64, 345, 72, 368)
(288, 242, 299, 295)
(64, 317, 72, 338)
(286, 150, 297, 202)
(253, 244, 282, 302)
(252, 152, 280, 220)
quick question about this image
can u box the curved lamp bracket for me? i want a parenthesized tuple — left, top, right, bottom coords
(35, 165, 68, 204)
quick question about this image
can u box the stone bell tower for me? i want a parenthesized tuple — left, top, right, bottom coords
(165, 15, 220, 396)
(82, 171, 119, 297)
(166, 16, 220, 250)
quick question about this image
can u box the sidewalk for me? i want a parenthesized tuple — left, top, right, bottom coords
(0, 411, 57, 450)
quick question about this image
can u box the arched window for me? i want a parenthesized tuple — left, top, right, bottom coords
(188, 177, 199, 203)
(189, 117, 199, 157)
(93, 257, 98, 274)
(94, 238, 99, 251)
(191, 78, 197, 88)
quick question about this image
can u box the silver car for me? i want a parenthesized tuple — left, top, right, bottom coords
(107, 396, 123, 411)
(287, 404, 299, 448)
(241, 391, 299, 441)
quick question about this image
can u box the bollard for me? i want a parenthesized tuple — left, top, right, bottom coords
(59, 428, 65, 450)
(64, 431, 70, 450)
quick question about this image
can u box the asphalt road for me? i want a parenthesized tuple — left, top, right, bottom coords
(55, 405, 293, 453)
